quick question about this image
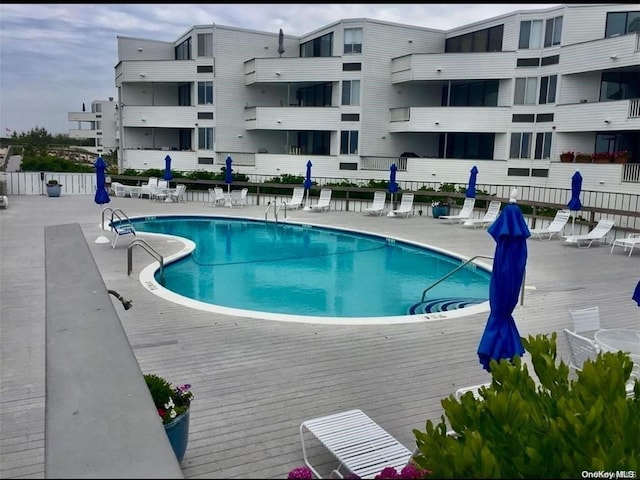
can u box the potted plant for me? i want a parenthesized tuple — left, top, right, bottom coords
(574, 153, 592, 163)
(46, 179, 62, 197)
(592, 152, 613, 163)
(144, 373, 194, 463)
(614, 150, 629, 164)
(431, 200, 449, 218)
(559, 151, 575, 163)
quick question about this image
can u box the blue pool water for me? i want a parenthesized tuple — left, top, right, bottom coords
(130, 216, 491, 318)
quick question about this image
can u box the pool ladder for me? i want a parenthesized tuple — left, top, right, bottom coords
(419, 254, 494, 304)
(265, 201, 287, 223)
(127, 238, 165, 284)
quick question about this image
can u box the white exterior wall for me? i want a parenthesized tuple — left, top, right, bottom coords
(113, 3, 639, 198)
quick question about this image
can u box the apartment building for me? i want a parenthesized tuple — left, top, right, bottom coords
(114, 3, 639, 194)
(67, 98, 119, 156)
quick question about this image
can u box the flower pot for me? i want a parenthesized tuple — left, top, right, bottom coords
(432, 206, 449, 218)
(614, 154, 628, 164)
(560, 154, 574, 163)
(46, 185, 62, 197)
(164, 409, 190, 463)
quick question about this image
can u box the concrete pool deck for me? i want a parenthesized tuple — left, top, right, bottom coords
(1, 194, 639, 478)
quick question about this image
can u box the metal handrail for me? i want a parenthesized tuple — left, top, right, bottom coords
(420, 254, 493, 303)
(264, 201, 278, 222)
(127, 238, 164, 283)
(101, 206, 116, 231)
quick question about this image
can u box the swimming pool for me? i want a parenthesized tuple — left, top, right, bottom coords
(131, 215, 492, 325)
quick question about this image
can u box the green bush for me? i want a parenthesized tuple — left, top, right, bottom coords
(412, 332, 639, 478)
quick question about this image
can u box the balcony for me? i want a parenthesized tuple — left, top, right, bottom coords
(116, 60, 196, 85)
(122, 106, 196, 128)
(559, 33, 639, 74)
(68, 112, 100, 122)
(389, 106, 512, 132)
(391, 52, 515, 83)
(245, 57, 342, 85)
(555, 99, 640, 132)
(68, 129, 99, 139)
(244, 106, 340, 130)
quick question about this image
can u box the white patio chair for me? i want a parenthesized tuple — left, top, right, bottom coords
(309, 188, 332, 212)
(610, 233, 640, 256)
(170, 184, 187, 203)
(363, 190, 387, 216)
(462, 200, 501, 229)
(208, 187, 226, 207)
(285, 186, 305, 209)
(529, 209, 571, 240)
(569, 306, 601, 338)
(439, 197, 476, 224)
(564, 328, 600, 372)
(391, 192, 414, 217)
(562, 218, 615, 248)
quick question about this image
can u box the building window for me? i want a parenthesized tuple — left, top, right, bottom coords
(600, 71, 640, 101)
(341, 113, 360, 121)
(198, 112, 214, 120)
(514, 77, 538, 105)
(175, 37, 191, 60)
(344, 28, 362, 54)
(340, 130, 358, 155)
(540, 54, 559, 66)
(534, 132, 552, 159)
(197, 65, 213, 73)
(297, 83, 332, 107)
(198, 157, 214, 165)
(198, 81, 213, 104)
(445, 24, 503, 52)
(341, 80, 360, 105)
(516, 58, 540, 67)
(519, 20, 543, 49)
(300, 32, 333, 57)
(342, 63, 361, 71)
(510, 132, 532, 159)
(198, 127, 214, 150)
(178, 83, 191, 106)
(512, 114, 535, 122)
(538, 75, 557, 104)
(197, 33, 213, 56)
(544, 16, 563, 47)
(178, 129, 191, 150)
(444, 80, 498, 107)
(536, 113, 554, 122)
(444, 133, 495, 159)
(605, 11, 640, 38)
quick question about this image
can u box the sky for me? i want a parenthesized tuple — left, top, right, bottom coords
(0, 3, 560, 136)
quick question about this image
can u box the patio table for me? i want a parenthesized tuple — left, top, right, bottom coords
(594, 328, 640, 362)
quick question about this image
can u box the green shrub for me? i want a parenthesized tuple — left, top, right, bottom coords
(412, 332, 639, 478)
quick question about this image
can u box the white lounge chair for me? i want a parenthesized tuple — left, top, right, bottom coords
(309, 188, 332, 212)
(462, 200, 501, 229)
(529, 209, 571, 240)
(299, 409, 413, 480)
(170, 184, 187, 203)
(391, 192, 414, 217)
(208, 187, 226, 207)
(562, 218, 615, 248)
(363, 190, 386, 216)
(610, 233, 640, 257)
(285, 186, 305, 209)
(439, 197, 476, 224)
(111, 182, 126, 198)
(569, 306, 601, 338)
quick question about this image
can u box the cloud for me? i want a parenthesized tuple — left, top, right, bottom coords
(0, 3, 559, 134)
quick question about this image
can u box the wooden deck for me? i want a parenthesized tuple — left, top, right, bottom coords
(1, 195, 638, 478)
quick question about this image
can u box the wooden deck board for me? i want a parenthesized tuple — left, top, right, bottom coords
(1, 195, 638, 478)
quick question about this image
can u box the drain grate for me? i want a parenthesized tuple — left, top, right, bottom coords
(408, 297, 486, 315)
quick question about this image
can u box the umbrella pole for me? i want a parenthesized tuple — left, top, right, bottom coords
(95, 204, 110, 244)
(571, 212, 576, 236)
(303, 190, 310, 211)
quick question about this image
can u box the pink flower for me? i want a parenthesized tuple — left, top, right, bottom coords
(400, 464, 429, 478)
(287, 466, 313, 479)
(375, 467, 400, 479)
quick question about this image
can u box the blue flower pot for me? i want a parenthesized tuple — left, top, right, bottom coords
(432, 206, 449, 218)
(46, 185, 61, 197)
(164, 409, 190, 463)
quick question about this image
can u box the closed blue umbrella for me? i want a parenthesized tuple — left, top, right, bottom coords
(225, 156, 233, 195)
(466, 165, 478, 198)
(163, 155, 173, 182)
(567, 170, 582, 236)
(94, 156, 110, 244)
(303, 160, 312, 210)
(387, 163, 399, 216)
(478, 189, 530, 371)
(633, 279, 640, 306)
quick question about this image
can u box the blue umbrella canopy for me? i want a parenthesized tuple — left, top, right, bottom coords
(466, 165, 478, 198)
(225, 156, 234, 194)
(94, 156, 110, 206)
(304, 160, 313, 190)
(567, 170, 582, 211)
(163, 155, 173, 182)
(478, 190, 530, 371)
(633, 279, 640, 306)
(388, 163, 398, 194)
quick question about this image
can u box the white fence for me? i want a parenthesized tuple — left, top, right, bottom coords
(2, 172, 97, 195)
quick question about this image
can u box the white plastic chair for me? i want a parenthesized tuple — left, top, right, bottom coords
(529, 209, 571, 240)
(562, 218, 615, 248)
(309, 188, 332, 212)
(462, 200, 501, 229)
(363, 191, 387, 216)
(391, 193, 414, 217)
(285, 187, 305, 209)
(439, 197, 476, 224)
(569, 306, 601, 337)
(564, 328, 600, 372)
(208, 187, 226, 207)
(170, 184, 187, 203)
